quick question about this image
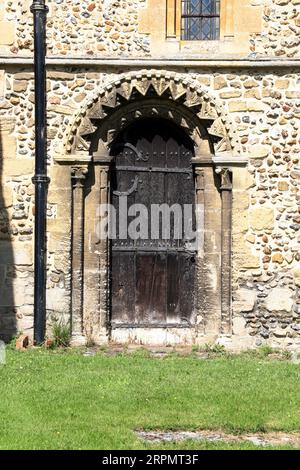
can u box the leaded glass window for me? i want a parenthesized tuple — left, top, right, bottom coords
(181, 0, 220, 40)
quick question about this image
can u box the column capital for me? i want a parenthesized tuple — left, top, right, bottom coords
(215, 167, 232, 191)
(71, 166, 89, 188)
(194, 167, 205, 191)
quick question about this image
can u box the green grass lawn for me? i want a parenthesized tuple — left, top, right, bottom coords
(1, 348, 300, 450)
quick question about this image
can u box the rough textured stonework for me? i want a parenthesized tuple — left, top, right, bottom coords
(0, 1, 299, 58)
(0, 0, 300, 349)
(4, 0, 149, 57)
(253, 0, 300, 57)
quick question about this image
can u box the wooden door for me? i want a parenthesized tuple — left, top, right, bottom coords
(110, 118, 196, 327)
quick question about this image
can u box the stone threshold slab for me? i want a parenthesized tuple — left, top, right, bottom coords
(136, 430, 300, 448)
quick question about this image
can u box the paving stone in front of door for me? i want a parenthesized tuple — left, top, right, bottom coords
(136, 430, 300, 448)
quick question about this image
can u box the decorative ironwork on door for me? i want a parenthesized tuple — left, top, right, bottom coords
(110, 118, 197, 327)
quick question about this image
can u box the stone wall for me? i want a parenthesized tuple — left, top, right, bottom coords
(1, 65, 299, 348)
(253, 0, 300, 58)
(0, 0, 300, 348)
(1, 0, 150, 57)
(0, 1, 300, 58)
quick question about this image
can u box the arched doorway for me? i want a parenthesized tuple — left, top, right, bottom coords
(56, 70, 242, 345)
(109, 118, 197, 327)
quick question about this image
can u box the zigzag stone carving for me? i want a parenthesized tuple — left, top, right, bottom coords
(64, 70, 238, 156)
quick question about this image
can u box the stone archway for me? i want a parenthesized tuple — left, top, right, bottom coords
(55, 70, 246, 346)
(62, 69, 238, 158)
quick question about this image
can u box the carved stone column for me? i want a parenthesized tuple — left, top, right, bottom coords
(194, 166, 205, 334)
(93, 152, 111, 342)
(98, 165, 110, 338)
(218, 168, 233, 335)
(71, 166, 88, 344)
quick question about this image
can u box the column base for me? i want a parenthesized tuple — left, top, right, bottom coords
(92, 330, 110, 346)
(70, 334, 86, 347)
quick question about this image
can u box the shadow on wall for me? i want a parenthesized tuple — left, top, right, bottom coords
(0, 126, 16, 343)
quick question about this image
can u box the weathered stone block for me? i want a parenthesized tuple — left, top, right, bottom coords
(0, 69, 4, 101)
(272, 253, 284, 264)
(233, 248, 260, 270)
(220, 91, 242, 99)
(275, 79, 289, 89)
(0, 117, 15, 133)
(229, 101, 248, 112)
(249, 207, 274, 231)
(2, 160, 33, 177)
(236, 2, 262, 33)
(46, 287, 70, 313)
(0, 276, 33, 307)
(0, 22, 15, 45)
(278, 181, 289, 191)
(214, 76, 228, 90)
(293, 269, 300, 287)
(232, 168, 254, 191)
(1, 185, 13, 208)
(13, 80, 28, 93)
(47, 71, 74, 80)
(54, 254, 70, 275)
(232, 207, 249, 233)
(247, 101, 265, 112)
(0, 241, 32, 265)
(14, 73, 33, 80)
(244, 88, 260, 99)
(265, 288, 293, 314)
(286, 91, 300, 99)
(17, 316, 33, 333)
(0, 134, 16, 159)
(243, 79, 258, 88)
(235, 288, 257, 312)
(48, 104, 76, 115)
(249, 144, 269, 159)
(232, 316, 248, 336)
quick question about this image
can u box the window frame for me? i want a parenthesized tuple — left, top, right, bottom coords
(181, 0, 221, 41)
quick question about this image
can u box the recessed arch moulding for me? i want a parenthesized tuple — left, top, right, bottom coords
(56, 69, 240, 161)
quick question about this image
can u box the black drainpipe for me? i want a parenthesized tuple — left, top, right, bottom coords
(30, 0, 49, 344)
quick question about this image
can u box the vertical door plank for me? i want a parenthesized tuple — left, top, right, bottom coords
(167, 252, 180, 323)
(111, 251, 135, 324)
